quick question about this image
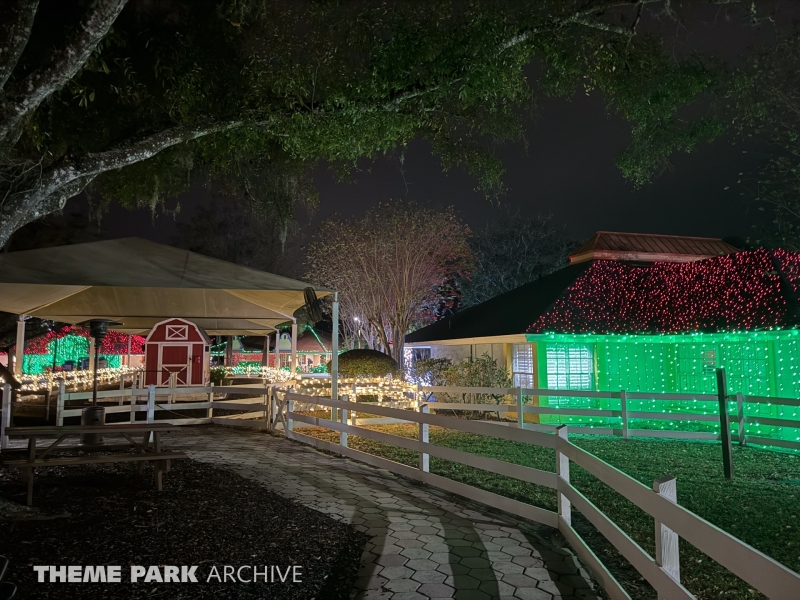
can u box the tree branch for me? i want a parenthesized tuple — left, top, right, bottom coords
(0, 0, 128, 144)
(0, 118, 246, 247)
(0, 0, 39, 91)
(384, 0, 658, 112)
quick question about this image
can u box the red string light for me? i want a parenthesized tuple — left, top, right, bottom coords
(528, 249, 800, 334)
(24, 325, 145, 354)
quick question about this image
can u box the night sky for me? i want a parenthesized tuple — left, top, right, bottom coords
(78, 1, 800, 274)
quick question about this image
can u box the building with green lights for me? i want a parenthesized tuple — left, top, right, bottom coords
(406, 233, 800, 437)
(20, 326, 145, 375)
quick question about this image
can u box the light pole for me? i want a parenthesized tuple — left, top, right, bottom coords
(79, 319, 121, 444)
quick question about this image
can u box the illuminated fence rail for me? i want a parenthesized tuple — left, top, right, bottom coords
(420, 384, 800, 452)
(274, 389, 800, 600)
(53, 382, 283, 429)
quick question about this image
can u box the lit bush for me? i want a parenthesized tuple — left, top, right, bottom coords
(327, 349, 402, 378)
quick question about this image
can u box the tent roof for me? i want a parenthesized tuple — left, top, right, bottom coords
(0, 238, 330, 335)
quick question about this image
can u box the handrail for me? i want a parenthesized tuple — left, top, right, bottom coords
(280, 389, 800, 600)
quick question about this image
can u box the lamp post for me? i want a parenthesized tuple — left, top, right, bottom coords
(79, 319, 121, 445)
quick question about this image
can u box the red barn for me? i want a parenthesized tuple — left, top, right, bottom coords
(144, 318, 210, 386)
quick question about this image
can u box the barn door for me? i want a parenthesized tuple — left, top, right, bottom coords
(160, 345, 190, 385)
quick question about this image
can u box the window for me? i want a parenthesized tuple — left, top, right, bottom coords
(544, 343, 595, 408)
(512, 344, 535, 388)
(545, 344, 594, 389)
(412, 347, 431, 362)
(166, 325, 188, 340)
(702, 350, 717, 373)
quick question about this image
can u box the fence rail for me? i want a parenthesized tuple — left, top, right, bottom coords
(275, 388, 800, 600)
(53, 382, 279, 428)
(419, 384, 800, 452)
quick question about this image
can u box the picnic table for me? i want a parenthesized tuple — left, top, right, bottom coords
(0, 423, 188, 505)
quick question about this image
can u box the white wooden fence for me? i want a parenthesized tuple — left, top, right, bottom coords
(274, 388, 800, 600)
(53, 381, 280, 429)
(418, 384, 800, 452)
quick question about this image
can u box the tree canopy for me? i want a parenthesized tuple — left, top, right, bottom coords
(460, 211, 574, 307)
(305, 202, 471, 367)
(0, 0, 737, 247)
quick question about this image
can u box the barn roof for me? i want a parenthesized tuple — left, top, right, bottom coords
(569, 231, 738, 264)
(406, 249, 800, 343)
(0, 238, 330, 334)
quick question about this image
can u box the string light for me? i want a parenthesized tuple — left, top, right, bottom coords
(19, 326, 145, 375)
(217, 365, 295, 382)
(18, 366, 143, 392)
(519, 249, 800, 447)
(295, 376, 416, 401)
(528, 249, 800, 334)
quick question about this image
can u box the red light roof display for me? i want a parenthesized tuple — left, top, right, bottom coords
(528, 249, 800, 334)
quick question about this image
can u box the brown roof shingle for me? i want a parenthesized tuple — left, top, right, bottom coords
(570, 231, 738, 264)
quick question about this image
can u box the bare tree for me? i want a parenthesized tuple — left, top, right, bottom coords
(461, 211, 574, 307)
(306, 202, 472, 368)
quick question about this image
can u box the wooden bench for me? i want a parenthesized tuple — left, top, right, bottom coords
(1, 424, 188, 505)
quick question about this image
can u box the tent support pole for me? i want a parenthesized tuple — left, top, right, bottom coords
(14, 315, 25, 377)
(291, 320, 298, 376)
(262, 333, 270, 368)
(332, 292, 339, 401)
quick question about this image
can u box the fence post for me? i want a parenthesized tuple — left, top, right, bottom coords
(147, 384, 156, 443)
(270, 387, 277, 430)
(736, 392, 746, 446)
(207, 383, 214, 419)
(168, 372, 177, 404)
(516, 387, 524, 429)
(716, 368, 734, 480)
(340, 394, 349, 449)
(653, 475, 680, 594)
(57, 380, 66, 426)
(331, 384, 338, 423)
(620, 390, 628, 440)
(1, 383, 11, 450)
(130, 380, 137, 424)
(419, 403, 429, 473)
(556, 425, 571, 526)
(287, 396, 294, 433)
(147, 384, 155, 424)
(119, 374, 125, 406)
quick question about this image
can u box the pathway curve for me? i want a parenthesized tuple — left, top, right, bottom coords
(168, 426, 601, 600)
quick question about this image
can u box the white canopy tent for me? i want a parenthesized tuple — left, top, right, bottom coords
(0, 237, 334, 376)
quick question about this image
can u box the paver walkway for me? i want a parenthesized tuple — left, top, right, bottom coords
(167, 426, 600, 600)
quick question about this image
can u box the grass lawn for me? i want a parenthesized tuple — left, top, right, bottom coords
(297, 422, 800, 599)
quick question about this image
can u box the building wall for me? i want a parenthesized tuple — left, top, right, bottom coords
(514, 332, 800, 439)
(426, 343, 506, 364)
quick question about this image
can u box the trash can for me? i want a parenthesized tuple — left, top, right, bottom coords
(80, 406, 105, 445)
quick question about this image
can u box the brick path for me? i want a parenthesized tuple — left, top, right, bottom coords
(166, 426, 600, 600)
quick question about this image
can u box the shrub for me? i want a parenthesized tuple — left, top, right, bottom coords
(210, 366, 226, 386)
(439, 354, 513, 411)
(408, 358, 452, 400)
(327, 349, 402, 378)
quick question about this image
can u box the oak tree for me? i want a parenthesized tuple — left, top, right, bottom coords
(0, 0, 729, 247)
